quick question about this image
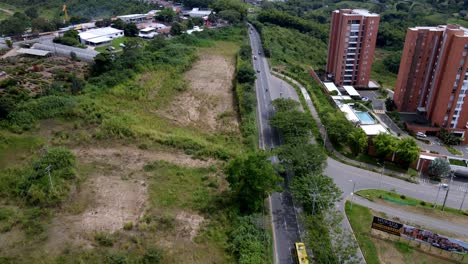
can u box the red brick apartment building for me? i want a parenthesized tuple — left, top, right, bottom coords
(394, 25, 468, 143)
(326, 9, 380, 87)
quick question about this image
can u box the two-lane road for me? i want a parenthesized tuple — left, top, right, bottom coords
(248, 25, 301, 264)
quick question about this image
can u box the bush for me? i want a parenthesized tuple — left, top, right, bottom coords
(95, 232, 114, 247)
(7, 111, 36, 132)
(400, 195, 406, 200)
(123, 221, 133, 230)
(142, 247, 162, 264)
(101, 116, 135, 138)
(237, 64, 256, 84)
(420, 201, 426, 206)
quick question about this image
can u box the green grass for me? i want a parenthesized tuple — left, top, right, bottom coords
(345, 201, 380, 264)
(94, 37, 134, 53)
(371, 49, 398, 90)
(356, 189, 468, 216)
(0, 131, 44, 169)
(446, 146, 463, 155)
(449, 158, 467, 167)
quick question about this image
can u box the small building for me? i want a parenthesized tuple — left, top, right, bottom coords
(187, 8, 212, 17)
(138, 27, 158, 39)
(338, 103, 360, 123)
(414, 152, 447, 175)
(343, 85, 361, 99)
(79, 27, 124, 46)
(17, 48, 51, 57)
(323, 82, 342, 95)
(360, 124, 388, 136)
(186, 26, 203, 34)
(117, 14, 148, 23)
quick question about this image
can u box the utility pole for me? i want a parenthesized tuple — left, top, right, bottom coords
(433, 184, 442, 209)
(350, 180, 356, 210)
(377, 162, 385, 189)
(460, 185, 468, 211)
(46, 164, 55, 192)
(442, 172, 455, 211)
(310, 193, 319, 215)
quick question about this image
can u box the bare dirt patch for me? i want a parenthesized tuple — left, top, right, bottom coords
(159, 43, 239, 133)
(176, 211, 204, 241)
(45, 145, 214, 253)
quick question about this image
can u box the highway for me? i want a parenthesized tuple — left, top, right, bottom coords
(248, 23, 468, 264)
(248, 25, 302, 264)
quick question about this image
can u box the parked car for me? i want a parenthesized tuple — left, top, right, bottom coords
(416, 132, 427, 138)
(106, 46, 115, 51)
(254, 56, 257, 60)
(257, 69, 260, 73)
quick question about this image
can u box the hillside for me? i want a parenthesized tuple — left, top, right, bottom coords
(0, 0, 154, 21)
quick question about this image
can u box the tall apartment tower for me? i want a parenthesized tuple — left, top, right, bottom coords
(394, 25, 468, 138)
(326, 9, 380, 87)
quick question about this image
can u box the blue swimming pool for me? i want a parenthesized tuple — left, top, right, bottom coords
(355, 111, 375, 124)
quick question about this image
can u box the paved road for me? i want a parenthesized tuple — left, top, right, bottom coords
(352, 196, 468, 238)
(248, 25, 301, 264)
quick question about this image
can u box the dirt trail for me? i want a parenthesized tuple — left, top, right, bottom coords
(159, 46, 239, 133)
(0, 8, 14, 15)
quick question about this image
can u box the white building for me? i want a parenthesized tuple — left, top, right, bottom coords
(117, 14, 147, 23)
(79, 27, 124, 46)
(188, 8, 212, 17)
(139, 27, 158, 39)
(186, 26, 204, 34)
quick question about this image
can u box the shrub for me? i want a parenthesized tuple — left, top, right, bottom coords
(142, 247, 162, 264)
(123, 222, 133, 230)
(400, 195, 406, 200)
(101, 116, 135, 138)
(7, 111, 36, 132)
(420, 201, 426, 206)
(95, 232, 114, 247)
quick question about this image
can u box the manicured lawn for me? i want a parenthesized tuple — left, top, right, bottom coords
(449, 158, 467, 167)
(356, 189, 468, 217)
(446, 146, 463, 156)
(94, 37, 135, 53)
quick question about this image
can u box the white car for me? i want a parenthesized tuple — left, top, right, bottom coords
(416, 132, 427, 138)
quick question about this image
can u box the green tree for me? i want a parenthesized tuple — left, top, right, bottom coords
(347, 128, 368, 156)
(291, 174, 342, 215)
(270, 110, 312, 144)
(32, 17, 56, 33)
(427, 158, 451, 180)
(225, 152, 280, 213)
(277, 144, 327, 177)
(322, 111, 353, 145)
(383, 51, 402, 74)
(385, 98, 396, 111)
(439, 128, 462, 145)
(124, 23, 139, 37)
(0, 12, 30, 36)
(373, 133, 397, 160)
(218, 9, 242, 23)
(112, 19, 125, 30)
(25, 8, 39, 19)
(212, 0, 247, 20)
(395, 137, 419, 165)
(170, 22, 186, 36)
(156, 8, 176, 23)
(237, 64, 256, 84)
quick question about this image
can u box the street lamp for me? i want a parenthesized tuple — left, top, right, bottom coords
(441, 171, 455, 211)
(349, 179, 356, 210)
(377, 162, 385, 189)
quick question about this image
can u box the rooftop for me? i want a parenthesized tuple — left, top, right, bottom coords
(117, 14, 146, 19)
(79, 27, 123, 40)
(323, 82, 342, 95)
(343, 85, 360, 97)
(17, 48, 50, 57)
(360, 124, 388, 136)
(335, 9, 379, 17)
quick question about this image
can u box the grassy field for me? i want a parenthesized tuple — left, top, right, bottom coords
(345, 201, 456, 264)
(0, 28, 249, 263)
(94, 37, 133, 53)
(356, 189, 468, 218)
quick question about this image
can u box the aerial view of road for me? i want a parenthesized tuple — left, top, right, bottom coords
(249, 24, 302, 264)
(249, 23, 468, 264)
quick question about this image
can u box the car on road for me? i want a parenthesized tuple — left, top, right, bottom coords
(254, 56, 257, 60)
(362, 97, 369, 101)
(441, 183, 449, 189)
(257, 69, 260, 73)
(416, 132, 427, 138)
(106, 46, 115, 51)
(258, 51, 261, 55)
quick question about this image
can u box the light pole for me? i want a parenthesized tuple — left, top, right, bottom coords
(441, 172, 455, 211)
(460, 184, 468, 211)
(377, 162, 385, 189)
(349, 179, 356, 210)
(433, 184, 442, 209)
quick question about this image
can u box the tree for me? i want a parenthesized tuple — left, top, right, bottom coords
(225, 152, 280, 213)
(91, 53, 113, 75)
(383, 51, 402, 74)
(32, 17, 56, 33)
(395, 137, 420, 165)
(322, 111, 354, 145)
(25, 8, 39, 19)
(112, 19, 125, 30)
(124, 23, 139, 37)
(0, 13, 29, 36)
(170, 22, 186, 36)
(428, 158, 451, 180)
(277, 144, 327, 177)
(237, 64, 256, 84)
(439, 128, 462, 146)
(385, 98, 396, 111)
(291, 174, 342, 215)
(212, 0, 247, 20)
(96, 18, 112, 28)
(218, 9, 242, 23)
(373, 133, 397, 160)
(156, 8, 176, 23)
(347, 128, 368, 156)
(270, 110, 312, 144)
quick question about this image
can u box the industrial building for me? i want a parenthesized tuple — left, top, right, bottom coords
(393, 25, 468, 143)
(326, 9, 380, 87)
(117, 14, 148, 23)
(78, 27, 124, 46)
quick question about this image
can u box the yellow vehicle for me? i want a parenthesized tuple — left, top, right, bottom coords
(294, 242, 309, 264)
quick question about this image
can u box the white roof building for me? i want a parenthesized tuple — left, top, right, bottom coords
(343, 85, 360, 97)
(117, 14, 147, 23)
(17, 48, 51, 57)
(79, 27, 124, 46)
(323, 82, 342, 95)
(188, 8, 212, 17)
(360, 124, 388, 136)
(186, 26, 204, 34)
(338, 103, 360, 123)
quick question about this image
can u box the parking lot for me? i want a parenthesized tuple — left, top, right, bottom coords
(358, 89, 385, 111)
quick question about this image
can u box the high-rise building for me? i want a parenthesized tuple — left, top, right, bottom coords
(326, 9, 380, 87)
(394, 25, 468, 142)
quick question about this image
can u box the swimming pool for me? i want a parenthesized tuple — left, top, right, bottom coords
(355, 111, 375, 125)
